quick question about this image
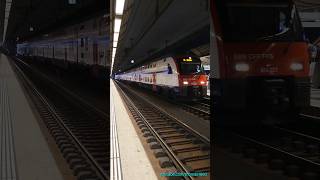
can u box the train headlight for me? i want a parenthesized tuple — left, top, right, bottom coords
(290, 62, 303, 71)
(235, 63, 249, 72)
(200, 81, 206, 85)
(183, 81, 189, 85)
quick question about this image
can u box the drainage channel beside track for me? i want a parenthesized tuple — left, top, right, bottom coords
(12, 57, 109, 180)
(115, 81, 210, 180)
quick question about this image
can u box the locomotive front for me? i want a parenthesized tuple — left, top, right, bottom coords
(175, 57, 208, 99)
(212, 0, 310, 111)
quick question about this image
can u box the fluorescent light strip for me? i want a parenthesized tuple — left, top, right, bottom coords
(113, 41, 118, 48)
(113, 32, 119, 42)
(111, 0, 126, 73)
(115, 0, 125, 15)
(114, 18, 122, 33)
(112, 48, 117, 56)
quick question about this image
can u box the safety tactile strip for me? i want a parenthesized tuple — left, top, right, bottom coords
(0, 55, 17, 180)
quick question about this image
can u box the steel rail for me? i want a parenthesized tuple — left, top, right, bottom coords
(115, 82, 199, 180)
(11, 58, 109, 180)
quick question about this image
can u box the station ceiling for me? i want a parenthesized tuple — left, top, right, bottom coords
(3, 0, 108, 42)
(113, 0, 210, 73)
(295, 0, 320, 10)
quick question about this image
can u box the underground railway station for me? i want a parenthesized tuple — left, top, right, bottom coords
(4, 0, 320, 180)
(110, 0, 210, 179)
(0, 0, 109, 179)
(212, 0, 320, 180)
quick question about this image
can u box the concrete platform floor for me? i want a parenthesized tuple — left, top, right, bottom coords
(110, 80, 158, 180)
(0, 54, 64, 180)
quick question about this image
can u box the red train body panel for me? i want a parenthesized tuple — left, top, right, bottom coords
(210, 0, 310, 111)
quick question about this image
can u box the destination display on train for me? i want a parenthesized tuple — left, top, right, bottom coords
(182, 57, 193, 62)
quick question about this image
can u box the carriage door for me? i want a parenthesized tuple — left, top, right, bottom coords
(152, 73, 156, 91)
(93, 43, 98, 64)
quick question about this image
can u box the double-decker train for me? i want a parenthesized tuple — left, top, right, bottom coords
(16, 14, 109, 79)
(115, 56, 208, 100)
(210, 0, 310, 114)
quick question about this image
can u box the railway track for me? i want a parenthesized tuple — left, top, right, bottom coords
(216, 125, 320, 179)
(12, 58, 109, 180)
(202, 97, 210, 104)
(115, 81, 210, 180)
(120, 83, 210, 121)
(180, 102, 210, 121)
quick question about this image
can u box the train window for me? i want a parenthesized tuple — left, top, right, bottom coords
(100, 52, 104, 58)
(168, 64, 173, 74)
(81, 38, 84, 47)
(180, 62, 205, 75)
(85, 38, 89, 50)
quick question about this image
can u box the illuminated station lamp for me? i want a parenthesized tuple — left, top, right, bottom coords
(111, 0, 125, 72)
(68, 0, 76, 4)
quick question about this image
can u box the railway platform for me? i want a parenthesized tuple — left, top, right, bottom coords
(0, 54, 64, 180)
(110, 80, 158, 180)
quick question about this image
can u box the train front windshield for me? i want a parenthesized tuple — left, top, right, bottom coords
(178, 57, 205, 75)
(217, 1, 304, 42)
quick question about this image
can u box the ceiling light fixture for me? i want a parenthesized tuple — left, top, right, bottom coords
(114, 18, 122, 33)
(115, 0, 125, 15)
(113, 41, 118, 48)
(68, 0, 76, 4)
(113, 32, 119, 43)
(111, 0, 126, 75)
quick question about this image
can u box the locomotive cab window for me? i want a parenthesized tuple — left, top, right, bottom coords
(178, 57, 205, 75)
(217, 1, 304, 42)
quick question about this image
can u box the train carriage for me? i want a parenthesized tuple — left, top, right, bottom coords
(116, 56, 208, 100)
(16, 14, 109, 79)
